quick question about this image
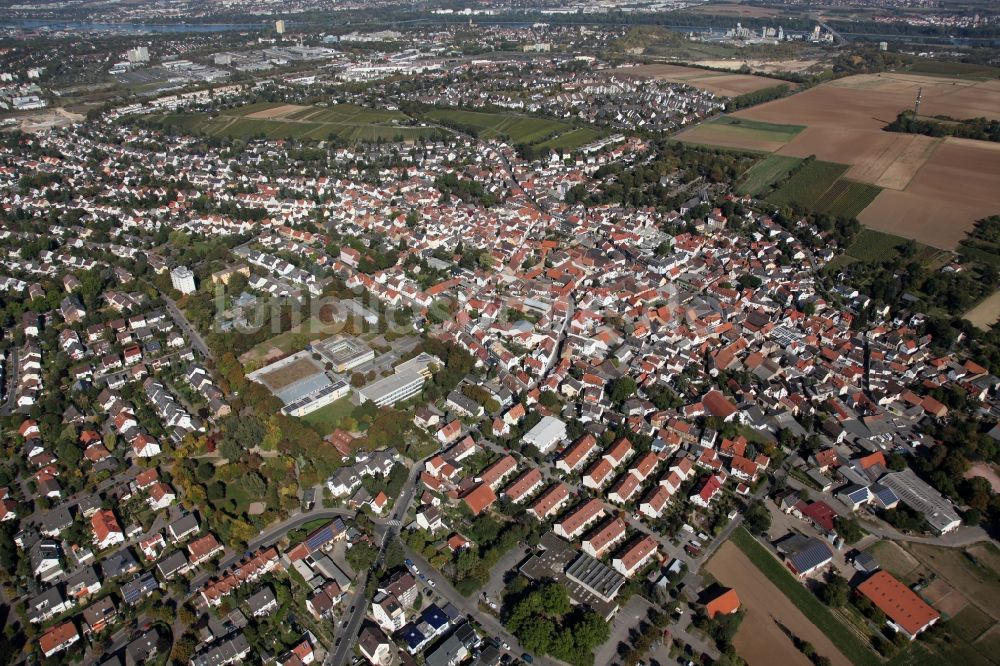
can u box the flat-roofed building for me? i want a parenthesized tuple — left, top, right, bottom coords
(565, 551, 626, 603)
(312, 335, 374, 372)
(519, 532, 620, 620)
(358, 370, 425, 407)
(522, 415, 566, 454)
(282, 378, 349, 417)
(879, 469, 961, 535)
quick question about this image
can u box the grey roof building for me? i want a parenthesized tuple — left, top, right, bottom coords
(779, 534, 833, 577)
(121, 572, 159, 605)
(191, 633, 250, 666)
(155, 550, 189, 579)
(101, 548, 140, 579)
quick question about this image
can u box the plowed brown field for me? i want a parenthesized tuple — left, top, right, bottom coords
(672, 73, 1000, 249)
(705, 541, 852, 666)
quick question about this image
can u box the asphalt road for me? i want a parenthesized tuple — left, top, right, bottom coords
(326, 460, 423, 666)
(401, 544, 554, 666)
(0, 346, 18, 415)
(161, 291, 213, 361)
(194, 507, 358, 589)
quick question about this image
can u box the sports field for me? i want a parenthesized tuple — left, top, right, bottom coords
(534, 126, 603, 151)
(157, 102, 436, 143)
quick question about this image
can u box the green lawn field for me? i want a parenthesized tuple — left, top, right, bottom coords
(736, 154, 803, 195)
(705, 116, 806, 143)
(535, 126, 603, 151)
(301, 397, 355, 434)
(425, 108, 572, 143)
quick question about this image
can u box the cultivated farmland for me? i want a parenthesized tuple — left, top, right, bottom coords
(615, 63, 789, 96)
(768, 160, 847, 209)
(858, 138, 1000, 249)
(705, 537, 854, 666)
(157, 102, 437, 143)
(813, 180, 882, 219)
(866, 540, 1000, 665)
(677, 72, 1000, 248)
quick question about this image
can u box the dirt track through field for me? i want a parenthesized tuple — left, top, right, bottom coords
(705, 541, 852, 666)
(614, 63, 787, 96)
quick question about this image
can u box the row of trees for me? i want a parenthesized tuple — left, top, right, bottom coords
(886, 112, 1000, 143)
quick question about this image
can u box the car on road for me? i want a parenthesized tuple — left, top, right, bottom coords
(502, 641, 510, 650)
(405, 558, 414, 568)
(428, 579, 436, 587)
(522, 654, 534, 664)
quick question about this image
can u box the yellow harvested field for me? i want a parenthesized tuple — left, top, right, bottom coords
(857, 137, 1000, 249)
(245, 104, 309, 119)
(693, 58, 822, 75)
(826, 73, 1000, 121)
(614, 63, 788, 96)
(705, 541, 851, 666)
(693, 3, 782, 18)
(963, 291, 1000, 330)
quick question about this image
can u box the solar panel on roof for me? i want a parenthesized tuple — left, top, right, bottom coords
(306, 526, 333, 551)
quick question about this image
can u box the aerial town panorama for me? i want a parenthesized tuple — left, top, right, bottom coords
(0, 0, 999, 665)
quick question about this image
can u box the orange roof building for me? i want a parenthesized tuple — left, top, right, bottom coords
(554, 498, 605, 540)
(39, 621, 79, 658)
(461, 483, 497, 516)
(704, 588, 741, 618)
(857, 571, 939, 639)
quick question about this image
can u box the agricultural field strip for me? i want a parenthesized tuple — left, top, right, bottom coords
(729, 527, 881, 666)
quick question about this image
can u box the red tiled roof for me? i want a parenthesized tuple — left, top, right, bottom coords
(857, 571, 939, 637)
(461, 483, 497, 516)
